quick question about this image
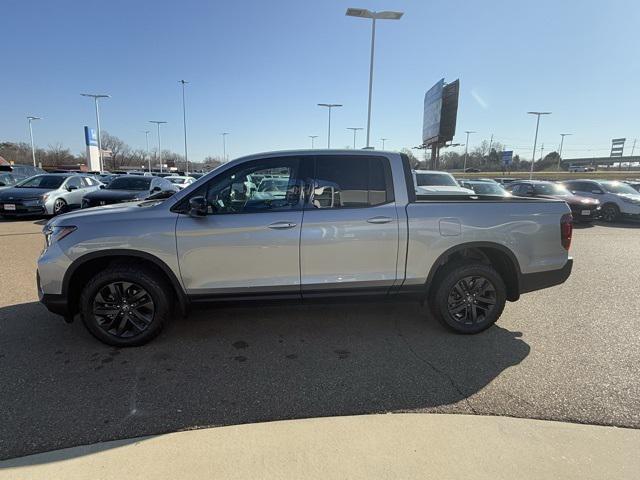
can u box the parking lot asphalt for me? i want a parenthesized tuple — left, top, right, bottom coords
(0, 217, 639, 460)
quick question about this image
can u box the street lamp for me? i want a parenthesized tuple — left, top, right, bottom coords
(309, 135, 318, 148)
(80, 93, 110, 172)
(221, 132, 229, 162)
(463, 131, 476, 172)
(317, 103, 342, 148)
(346, 8, 403, 149)
(558, 133, 572, 170)
(527, 111, 551, 179)
(149, 121, 167, 172)
(380, 138, 388, 149)
(26, 116, 41, 167)
(143, 130, 151, 172)
(347, 127, 363, 149)
(179, 80, 189, 174)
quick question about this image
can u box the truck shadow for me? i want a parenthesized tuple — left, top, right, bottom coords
(0, 300, 529, 463)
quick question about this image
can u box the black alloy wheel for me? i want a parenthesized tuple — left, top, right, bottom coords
(92, 281, 155, 338)
(446, 275, 497, 327)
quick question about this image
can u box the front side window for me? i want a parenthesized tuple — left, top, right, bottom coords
(202, 157, 302, 214)
(108, 177, 153, 191)
(415, 172, 458, 187)
(311, 156, 393, 209)
(66, 177, 82, 189)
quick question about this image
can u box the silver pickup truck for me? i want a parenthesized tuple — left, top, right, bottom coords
(37, 150, 573, 346)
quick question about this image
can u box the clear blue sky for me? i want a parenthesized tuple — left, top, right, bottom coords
(2, 0, 639, 162)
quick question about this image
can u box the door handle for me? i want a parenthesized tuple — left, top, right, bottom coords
(366, 216, 393, 224)
(268, 221, 298, 229)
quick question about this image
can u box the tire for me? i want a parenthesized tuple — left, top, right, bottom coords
(429, 262, 506, 334)
(80, 265, 171, 347)
(601, 203, 620, 223)
(52, 198, 67, 216)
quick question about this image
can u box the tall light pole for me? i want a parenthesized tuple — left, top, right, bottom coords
(380, 138, 388, 149)
(80, 93, 110, 172)
(463, 131, 476, 172)
(558, 133, 571, 170)
(309, 135, 318, 148)
(221, 132, 229, 162)
(143, 130, 151, 172)
(27, 116, 41, 167)
(179, 80, 189, 174)
(149, 121, 167, 172)
(527, 111, 551, 179)
(346, 8, 403, 149)
(317, 103, 342, 148)
(347, 127, 363, 149)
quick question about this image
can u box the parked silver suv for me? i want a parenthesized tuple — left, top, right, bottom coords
(37, 150, 572, 346)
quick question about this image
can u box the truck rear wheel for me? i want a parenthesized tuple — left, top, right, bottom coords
(430, 262, 506, 334)
(80, 265, 171, 347)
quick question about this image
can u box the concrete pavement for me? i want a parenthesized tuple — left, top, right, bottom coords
(1, 414, 638, 480)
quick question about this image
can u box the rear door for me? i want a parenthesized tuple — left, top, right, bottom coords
(300, 154, 399, 295)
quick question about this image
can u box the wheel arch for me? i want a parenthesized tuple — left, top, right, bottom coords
(425, 242, 522, 301)
(63, 250, 188, 317)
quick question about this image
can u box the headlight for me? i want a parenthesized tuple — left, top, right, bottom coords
(42, 193, 50, 203)
(43, 225, 77, 248)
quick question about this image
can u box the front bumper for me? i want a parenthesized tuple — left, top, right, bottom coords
(37, 270, 72, 319)
(569, 205, 600, 222)
(0, 201, 46, 216)
(520, 258, 573, 294)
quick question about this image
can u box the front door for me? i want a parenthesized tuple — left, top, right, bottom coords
(300, 154, 400, 295)
(175, 156, 308, 296)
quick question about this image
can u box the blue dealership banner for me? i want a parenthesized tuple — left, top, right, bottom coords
(84, 126, 98, 146)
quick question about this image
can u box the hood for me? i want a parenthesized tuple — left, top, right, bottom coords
(0, 187, 53, 200)
(48, 202, 144, 225)
(416, 185, 475, 195)
(84, 189, 148, 201)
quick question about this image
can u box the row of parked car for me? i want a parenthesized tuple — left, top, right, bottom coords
(413, 169, 640, 223)
(0, 168, 206, 218)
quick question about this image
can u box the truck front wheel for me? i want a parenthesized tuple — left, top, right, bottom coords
(80, 265, 171, 347)
(430, 263, 506, 334)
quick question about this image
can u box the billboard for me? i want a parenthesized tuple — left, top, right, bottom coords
(502, 150, 513, 165)
(610, 138, 625, 157)
(422, 78, 460, 146)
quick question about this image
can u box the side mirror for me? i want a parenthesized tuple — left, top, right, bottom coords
(592, 190, 602, 194)
(67, 185, 78, 191)
(99, 184, 106, 189)
(152, 186, 162, 192)
(188, 196, 207, 217)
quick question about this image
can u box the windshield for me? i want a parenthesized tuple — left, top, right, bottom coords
(533, 183, 571, 196)
(108, 177, 152, 191)
(601, 181, 638, 195)
(258, 178, 289, 192)
(0, 173, 19, 186)
(167, 177, 187, 184)
(16, 175, 65, 189)
(415, 173, 458, 187)
(467, 183, 507, 195)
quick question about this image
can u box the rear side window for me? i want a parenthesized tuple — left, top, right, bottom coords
(311, 156, 393, 209)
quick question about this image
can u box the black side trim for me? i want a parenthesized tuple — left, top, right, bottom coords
(40, 293, 71, 317)
(62, 250, 189, 314)
(520, 258, 573, 294)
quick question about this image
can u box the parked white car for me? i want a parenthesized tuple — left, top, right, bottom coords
(166, 176, 196, 190)
(562, 179, 640, 222)
(413, 170, 474, 195)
